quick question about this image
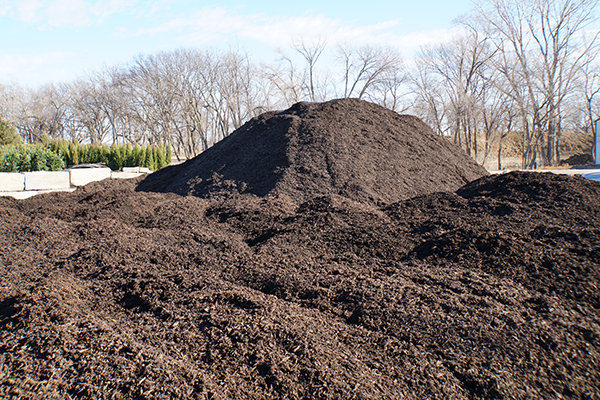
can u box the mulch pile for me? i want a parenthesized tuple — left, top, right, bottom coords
(1, 98, 599, 399)
(561, 153, 595, 167)
(138, 99, 487, 205)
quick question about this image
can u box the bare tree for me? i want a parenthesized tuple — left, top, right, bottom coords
(11, 84, 71, 143)
(113, 48, 265, 159)
(262, 51, 305, 108)
(415, 30, 495, 157)
(376, 67, 410, 113)
(336, 44, 404, 100)
(410, 57, 447, 136)
(292, 37, 327, 102)
(579, 39, 600, 159)
(472, 0, 600, 167)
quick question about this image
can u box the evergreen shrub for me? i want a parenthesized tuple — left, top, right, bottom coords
(44, 139, 171, 171)
(1, 140, 171, 172)
(0, 145, 65, 172)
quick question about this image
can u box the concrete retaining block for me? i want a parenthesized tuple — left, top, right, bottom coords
(0, 191, 38, 199)
(0, 172, 25, 191)
(69, 167, 112, 186)
(38, 188, 77, 195)
(111, 171, 145, 179)
(122, 167, 152, 174)
(24, 171, 71, 191)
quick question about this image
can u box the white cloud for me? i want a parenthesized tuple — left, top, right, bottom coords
(393, 26, 468, 52)
(45, 0, 93, 27)
(1, 0, 139, 27)
(130, 7, 247, 38)
(17, 0, 43, 23)
(0, 3, 470, 88)
(0, 51, 77, 86)
(145, 0, 176, 17)
(91, 0, 137, 20)
(127, 6, 463, 57)
(238, 12, 349, 46)
(0, 0, 10, 16)
(130, 7, 405, 50)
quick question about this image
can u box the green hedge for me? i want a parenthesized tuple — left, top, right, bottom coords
(0, 140, 172, 173)
(0, 145, 65, 172)
(44, 139, 171, 171)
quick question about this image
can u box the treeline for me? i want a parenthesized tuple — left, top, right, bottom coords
(0, 45, 405, 162)
(414, 0, 600, 169)
(0, 0, 598, 169)
(0, 138, 171, 173)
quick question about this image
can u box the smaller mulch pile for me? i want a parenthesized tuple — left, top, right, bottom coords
(560, 153, 596, 167)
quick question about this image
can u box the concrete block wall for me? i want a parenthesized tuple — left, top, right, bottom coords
(70, 168, 112, 186)
(0, 172, 25, 191)
(0, 167, 149, 198)
(5, 191, 40, 199)
(24, 171, 71, 190)
(122, 167, 152, 174)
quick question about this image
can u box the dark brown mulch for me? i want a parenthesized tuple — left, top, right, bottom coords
(137, 99, 488, 205)
(1, 99, 599, 399)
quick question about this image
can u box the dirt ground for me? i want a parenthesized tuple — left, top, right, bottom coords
(1, 99, 599, 399)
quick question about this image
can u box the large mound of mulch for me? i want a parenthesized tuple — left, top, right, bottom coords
(138, 99, 488, 205)
(1, 100, 599, 399)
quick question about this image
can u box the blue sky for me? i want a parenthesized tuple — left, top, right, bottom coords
(0, 0, 473, 88)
